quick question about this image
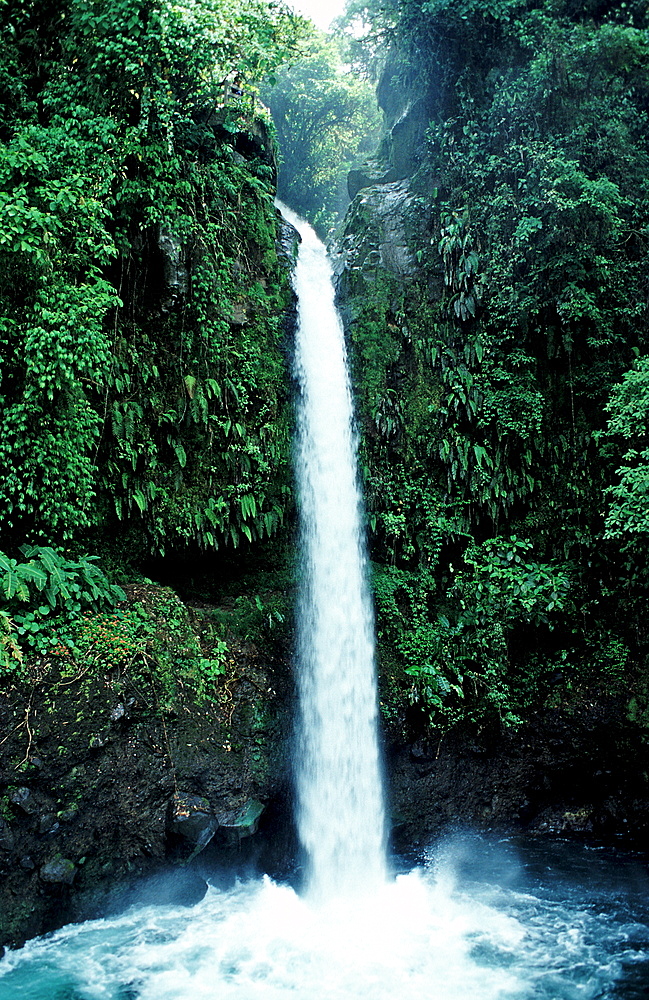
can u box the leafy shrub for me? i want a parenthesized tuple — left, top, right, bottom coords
(374, 537, 572, 729)
(0, 546, 125, 668)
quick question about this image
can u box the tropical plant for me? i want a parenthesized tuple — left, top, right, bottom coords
(0, 546, 126, 667)
(341, 0, 649, 729)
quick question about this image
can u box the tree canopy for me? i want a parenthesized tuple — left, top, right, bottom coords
(261, 31, 381, 234)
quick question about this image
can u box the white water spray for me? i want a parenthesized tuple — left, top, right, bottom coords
(283, 203, 386, 899)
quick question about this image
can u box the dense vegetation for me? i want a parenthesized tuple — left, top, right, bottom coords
(3, 0, 649, 748)
(0, 0, 307, 677)
(338, 0, 649, 733)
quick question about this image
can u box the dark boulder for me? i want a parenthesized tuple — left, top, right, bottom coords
(40, 857, 76, 885)
(216, 798, 265, 845)
(167, 793, 218, 849)
(9, 787, 38, 815)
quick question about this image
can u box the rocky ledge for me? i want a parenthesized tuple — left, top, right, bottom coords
(387, 700, 649, 853)
(0, 585, 294, 949)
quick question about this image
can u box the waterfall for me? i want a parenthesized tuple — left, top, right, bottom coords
(1, 212, 644, 1000)
(280, 203, 386, 900)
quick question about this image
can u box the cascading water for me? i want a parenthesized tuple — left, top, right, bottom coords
(286, 202, 386, 899)
(1, 207, 649, 1000)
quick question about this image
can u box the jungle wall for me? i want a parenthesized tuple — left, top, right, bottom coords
(332, 0, 649, 846)
(0, 0, 305, 947)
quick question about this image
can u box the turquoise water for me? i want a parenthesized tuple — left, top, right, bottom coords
(1, 835, 647, 1000)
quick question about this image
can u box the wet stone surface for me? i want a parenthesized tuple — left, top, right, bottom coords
(0, 592, 294, 948)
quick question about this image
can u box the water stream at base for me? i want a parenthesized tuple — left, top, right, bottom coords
(1, 209, 649, 999)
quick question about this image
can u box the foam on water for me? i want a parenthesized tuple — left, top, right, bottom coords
(1, 842, 647, 1000)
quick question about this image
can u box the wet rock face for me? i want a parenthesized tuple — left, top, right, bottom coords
(335, 45, 441, 298)
(332, 179, 420, 297)
(333, 56, 441, 300)
(40, 857, 76, 885)
(348, 47, 438, 202)
(276, 212, 300, 267)
(216, 799, 265, 845)
(385, 96, 436, 178)
(347, 158, 399, 201)
(0, 605, 294, 949)
(231, 115, 278, 185)
(377, 59, 434, 171)
(386, 706, 649, 851)
(157, 226, 189, 310)
(193, 107, 277, 185)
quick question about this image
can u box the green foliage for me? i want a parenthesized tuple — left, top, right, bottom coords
(8, 546, 125, 609)
(373, 537, 570, 728)
(0, 0, 302, 558)
(21, 586, 232, 707)
(69, 608, 150, 670)
(343, 0, 649, 731)
(603, 356, 649, 540)
(374, 566, 466, 727)
(460, 536, 572, 628)
(0, 546, 126, 669)
(127, 590, 230, 706)
(0, 611, 23, 675)
(211, 590, 288, 645)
